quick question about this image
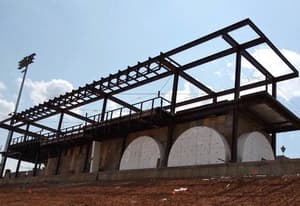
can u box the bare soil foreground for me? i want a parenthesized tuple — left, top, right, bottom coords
(0, 175, 300, 206)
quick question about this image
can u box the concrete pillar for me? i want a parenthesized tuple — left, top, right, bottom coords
(90, 141, 101, 173)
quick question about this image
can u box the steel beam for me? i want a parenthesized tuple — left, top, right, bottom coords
(159, 58, 214, 94)
(231, 51, 242, 162)
(64, 110, 97, 124)
(108, 95, 140, 112)
(164, 18, 251, 57)
(222, 34, 274, 80)
(248, 20, 299, 75)
(181, 37, 264, 71)
(0, 123, 43, 139)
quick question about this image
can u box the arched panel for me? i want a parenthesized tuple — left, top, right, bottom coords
(238, 131, 274, 162)
(168, 126, 230, 167)
(119, 136, 163, 170)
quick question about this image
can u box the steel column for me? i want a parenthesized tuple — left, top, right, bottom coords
(15, 153, 22, 178)
(83, 142, 91, 172)
(23, 123, 30, 141)
(53, 114, 64, 175)
(33, 149, 40, 176)
(163, 122, 175, 167)
(118, 134, 127, 170)
(56, 112, 64, 139)
(170, 72, 179, 113)
(271, 82, 277, 156)
(55, 148, 62, 175)
(101, 97, 108, 121)
(231, 51, 241, 162)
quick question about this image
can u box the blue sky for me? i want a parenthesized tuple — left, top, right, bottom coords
(1, 0, 300, 170)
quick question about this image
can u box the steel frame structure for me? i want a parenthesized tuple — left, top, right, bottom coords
(1, 18, 299, 177)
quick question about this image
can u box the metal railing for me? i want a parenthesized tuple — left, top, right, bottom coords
(10, 96, 170, 146)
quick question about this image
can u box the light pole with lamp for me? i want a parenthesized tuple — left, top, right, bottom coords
(0, 53, 36, 177)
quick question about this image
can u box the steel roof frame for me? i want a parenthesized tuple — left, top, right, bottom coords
(0, 18, 299, 157)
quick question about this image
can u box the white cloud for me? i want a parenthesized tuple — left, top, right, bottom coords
(242, 47, 293, 77)
(277, 50, 300, 101)
(240, 47, 300, 101)
(0, 81, 6, 99)
(214, 71, 222, 76)
(0, 82, 14, 120)
(0, 81, 5, 91)
(278, 78, 300, 101)
(0, 99, 14, 120)
(226, 62, 233, 68)
(163, 82, 213, 111)
(25, 79, 74, 104)
(164, 82, 192, 102)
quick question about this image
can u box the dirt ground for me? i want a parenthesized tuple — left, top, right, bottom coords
(0, 175, 300, 206)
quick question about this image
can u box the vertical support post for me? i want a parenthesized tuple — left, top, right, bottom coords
(53, 112, 65, 175)
(15, 153, 22, 178)
(55, 148, 62, 175)
(162, 122, 174, 167)
(24, 123, 30, 142)
(121, 135, 127, 157)
(234, 51, 241, 101)
(33, 149, 40, 176)
(231, 51, 241, 162)
(170, 72, 179, 114)
(101, 97, 108, 121)
(118, 134, 127, 170)
(161, 57, 178, 161)
(14, 125, 30, 178)
(83, 142, 91, 172)
(271, 82, 277, 156)
(55, 111, 64, 143)
(57, 112, 64, 134)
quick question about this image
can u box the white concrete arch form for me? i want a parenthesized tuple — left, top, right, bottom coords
(237, 131, 275, 162)
(119, 136, 163, 170)
(167, 126, 231, 167)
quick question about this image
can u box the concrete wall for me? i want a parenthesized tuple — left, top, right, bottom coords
(98, 138, 123, 171)
(90, 141, 101, 173)
(97, 159, 300, 181)
(3, 159, 300, 185)
(126, 127, 169, 150)
(45, 157, 58, 176)
(43, 111, 272, 174)
(45, 145, 89, 176)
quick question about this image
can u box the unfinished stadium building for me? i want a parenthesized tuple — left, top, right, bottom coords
(1, 19, 300, 180)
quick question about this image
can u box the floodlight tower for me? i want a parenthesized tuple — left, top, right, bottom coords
(0, 53, 36, 177)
